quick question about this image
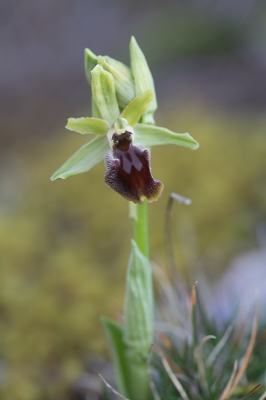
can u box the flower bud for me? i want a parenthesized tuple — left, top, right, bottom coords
(98, 56, 135, 110)
(91, 64, 120, 125)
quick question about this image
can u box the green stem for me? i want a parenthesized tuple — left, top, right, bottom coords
(133, 200, 149, 258)
(125, 200, 153, 400)
(124, 123, 153, 400)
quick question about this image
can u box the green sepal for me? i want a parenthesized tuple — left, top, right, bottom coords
(84, 48, 98, 85)
(134, 123, 199, 150)
(50, 135, 109, 180)
(92, 98, 102, 119)
(121, 90, 154, 127)
(130, 37, 157, 124)
(101, 317, 130, 398)
(66, 117, 109, 135)
(91, 65, 120, 125)
(98, 56, 135, 110)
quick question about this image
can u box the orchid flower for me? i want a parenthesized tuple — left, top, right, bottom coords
(51, 38, 199, 204)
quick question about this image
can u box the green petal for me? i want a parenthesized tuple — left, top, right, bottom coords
(130, 37, 157, 124)
(98, 55, 135, 109)
(120, 90, 154, 127)
(84, 48, 98, 85)
(50, 136, 109, 180)
(134, 124, 199, 150)
(91, 64, 120, 125)
(66, 117, 109, 135)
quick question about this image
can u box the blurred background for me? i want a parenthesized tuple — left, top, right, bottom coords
(1, 0, 266, 398)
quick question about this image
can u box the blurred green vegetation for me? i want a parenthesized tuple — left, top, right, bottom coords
(0, 104, 266, 399)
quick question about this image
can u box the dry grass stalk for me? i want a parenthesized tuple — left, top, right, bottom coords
(226, 306, 258, 397)
(147, 344, 162, 400)
(219, 305, 258, 400)
(154, 344, 190, 400)
(99, 374, 130, 400)
(219, 360, 239, 400)
(242, 384, 261, 398)
(191, 281, 197, 307)
(194, 335, 216, 395)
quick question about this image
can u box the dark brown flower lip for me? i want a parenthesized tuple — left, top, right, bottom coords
(104, 134, 163, 204)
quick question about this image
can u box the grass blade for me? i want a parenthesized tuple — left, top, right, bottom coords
(206, 324, 233, 367)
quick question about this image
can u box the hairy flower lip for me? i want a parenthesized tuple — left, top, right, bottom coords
(104, 136, 163, 204)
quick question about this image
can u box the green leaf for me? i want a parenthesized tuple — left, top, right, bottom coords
(50, 135, 109, 180)
(66, 117, 109, 135)
(130, 37, 157, 124)
(91, 64, 120, 125)
(123, 240, 153, 400)
(124, 240, 153, 351)
(99, 56, 135, 109)
(84, 48, 98, 85)
(101, 317, 130, 398)
(121, 90, 154, 127)
(134, 123, 199, 150)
